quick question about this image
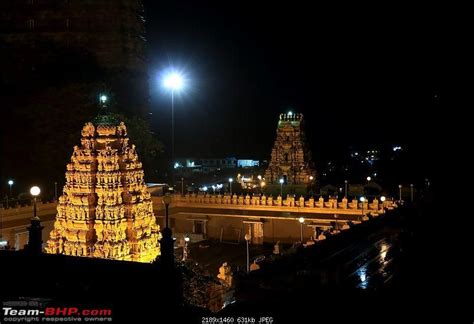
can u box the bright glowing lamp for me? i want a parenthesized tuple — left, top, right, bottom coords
(30, 186, 41, 196)
(279, 178, 284, 184)
(163, 72, 184, 91)
(8, 180, 14, 185)
(298, 217, 305, 224)
(380, 196, 386, 202)
(359, 196, 365, 202)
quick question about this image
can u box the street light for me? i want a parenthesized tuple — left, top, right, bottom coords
(229, 178, 233, 195)
(181, 177, 184, 196)
(344, 180, 348, 198)
(298, 217, 305, 242)
(28, 186, 43, 254)
(366, 176, 371, 182)
(99, 94, 107, 104)
(161, 193, 174, 265)
(30, 186, 41, 220)
(244, 233, 251, 273)
(398, 184, 402, 202)
(380, 196, 386, 211)
(410, 184, 414, 202)
(8, 180, 14, 195)
(162, 71, 185, 184)
(183, 235, 190, 261)
(279, 178, 284, 196)
(359, 196, 365, 221)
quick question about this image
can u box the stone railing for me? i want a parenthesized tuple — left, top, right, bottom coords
(0, 201, 57, 218)
(173, 193, 395, 212)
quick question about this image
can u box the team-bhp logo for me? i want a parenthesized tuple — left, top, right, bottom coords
(2, 300, 113, 322)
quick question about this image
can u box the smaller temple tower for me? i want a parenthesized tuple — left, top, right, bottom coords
(264, 112, 316, 185)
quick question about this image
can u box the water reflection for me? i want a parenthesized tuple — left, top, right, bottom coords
(357, 265, 368, 289)
(380, 243, 389, 263)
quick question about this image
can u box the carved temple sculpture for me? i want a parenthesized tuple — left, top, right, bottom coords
(264, 112, 316, 185)
(46, 112, 160, 262)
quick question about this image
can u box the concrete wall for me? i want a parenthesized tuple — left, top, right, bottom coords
(168, 212, 326, 244)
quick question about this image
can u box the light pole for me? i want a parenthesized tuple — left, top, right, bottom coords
(30, 186, 41, 219)
(398, 184, 402, 202)
(359, 196, 365, 221)
(380, 196, 386, 211)
(366, 176, 371, 182)
(279, 178, 284, 196)
(181, 177, 184, 196)
(229, 178, 233, 195)
(260, 181, 266, 194)
(344, 180, 348, 198)
(183, 235, 190, 261)
(161, 194, 174, 265)
(28, 186, 43, 254)
(8, 180, 13, 195)
(163, 71, 185, 185)
(244, 233, 251, 273)
(410, 184, 414, 202)
(298, 217, 305, 242)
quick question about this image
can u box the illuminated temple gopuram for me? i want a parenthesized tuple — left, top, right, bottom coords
(265, 112, 317, 185)
(46, 107, 160, 262)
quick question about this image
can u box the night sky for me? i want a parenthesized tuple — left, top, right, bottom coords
(146, 2, 442, 171)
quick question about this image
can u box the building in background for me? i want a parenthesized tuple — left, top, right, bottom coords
(237, 159, 259, 168)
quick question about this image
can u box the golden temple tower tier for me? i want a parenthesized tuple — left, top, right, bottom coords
(46, 116, 160, 263)
(264, 112, 316, 185)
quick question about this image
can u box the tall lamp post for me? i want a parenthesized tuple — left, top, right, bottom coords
(229, 178, 233, 195)
(181, 177, 184, 196)
(161, 194, 174, 265)
(298, 217, 305, 242)
(380, 196, 386, 211)
(344, 180, 348, 198)
(27, 186, 43, 254)
(30, 186, 41, 219)
(8, 180, 14, 195)
(359, 196, 365, 222)
(183, 235, 190, 261)
(279, 178, 284, 197)
(244, 233, 251, 273)
(163, 72, 185, 185)
(410, 184, 414, 202)
(398, 184, 402, 202)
